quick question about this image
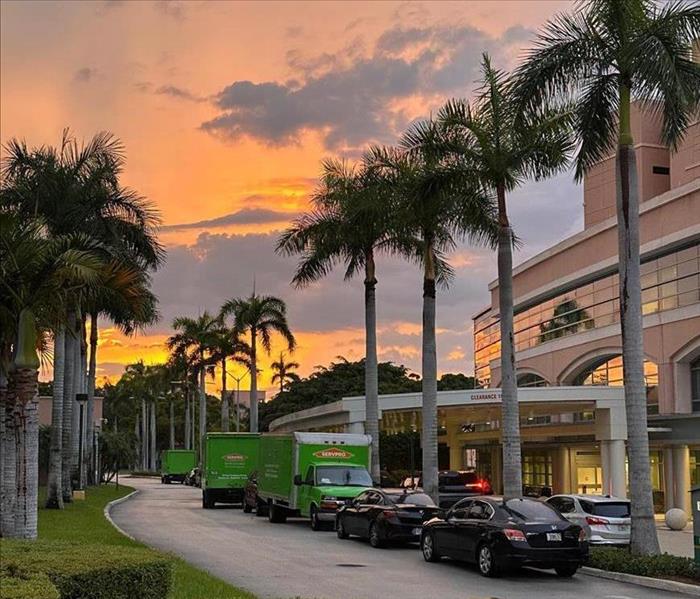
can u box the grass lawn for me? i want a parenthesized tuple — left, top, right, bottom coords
(37, 484, 256, 599)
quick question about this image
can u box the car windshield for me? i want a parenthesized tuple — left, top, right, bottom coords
(439, 472, 479, 486)
(504, 499, 561, 523)
(315, 466, 372, 487)
(580, 500, 630, 518)
(388, 493, 435, 507)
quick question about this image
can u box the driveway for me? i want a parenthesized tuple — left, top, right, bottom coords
(110, 477, 695, 599)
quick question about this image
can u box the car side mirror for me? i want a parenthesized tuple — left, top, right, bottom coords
(293, 474, 303, 486)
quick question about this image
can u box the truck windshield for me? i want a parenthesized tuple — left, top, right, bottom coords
(315, 466, 372, 487)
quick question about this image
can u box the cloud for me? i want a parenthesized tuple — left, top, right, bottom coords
(161, 207, 299, 231)
(200, 22, 532, 151)
(155, 0, 186, 21)
(155, 85, 206, 103)
(74, 67, 96, 83)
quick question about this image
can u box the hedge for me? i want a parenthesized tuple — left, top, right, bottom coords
(0, 565, 59, 599)
(589, 547, 700, 582)
(0, 540, 172, 599)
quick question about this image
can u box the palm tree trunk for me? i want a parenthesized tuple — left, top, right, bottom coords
(61, 313, 75, 503)
(249, 330, 258, 432)
(149, 400, 156, 471)
(184, 391, 191, 450)
(497, 184, 522, 499)
(0, 370, 16, 536)
(199, 362, 206, 462)
(364, 254, 381, 484)
(46, 326, 65, 509)
(70, 317, 82, 478)
(421, 244, 439, 504)
(11, 367, 39, 539)
(134, 413, 140, 469)
(86, 312, 98, 485)
(221, 357, 229, 432)
(141, 398, 147, 470)
(616, 86, 660, 555)
(169, 399, 175, 449)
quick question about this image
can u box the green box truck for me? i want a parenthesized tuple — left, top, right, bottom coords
(257, 432, 373, 530)
(160, 450, 196, 484)
(202, 432, 260, 509)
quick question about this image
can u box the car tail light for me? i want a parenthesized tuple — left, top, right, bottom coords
(382, 510, 397, 521)
(503, 528, 527, 542)
(585, 516, 609, 526)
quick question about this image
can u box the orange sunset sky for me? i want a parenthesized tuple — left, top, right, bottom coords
(1, 0, 585, 394)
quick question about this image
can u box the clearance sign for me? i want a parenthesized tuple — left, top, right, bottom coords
(312, 447, 354, 460)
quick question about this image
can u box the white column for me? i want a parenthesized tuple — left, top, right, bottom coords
(600, 441, 611, 495)
(608, 439, 627, 498)
(672, 445, 690, 513)
(347, 421, 365, 434)
(663, 447, 675, 511)
(553, 446, 571, 494)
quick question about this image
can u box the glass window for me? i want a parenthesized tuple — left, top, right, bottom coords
(504, 499, 560, 522)
(692, 358, 700, 413)
(469, 501, 492, 520)
(579, 500, 630, 518)
(305, 466, 314, 485)
(315, 466, 373, 487)
(388, 493, 435, 507)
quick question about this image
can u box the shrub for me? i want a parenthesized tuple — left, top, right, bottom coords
(1, 540, 172, 599)
(589, 547, 700, 581)
(0, 565, 59, 599)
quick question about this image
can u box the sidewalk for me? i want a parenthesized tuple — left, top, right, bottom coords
(656, 517, 694, 558)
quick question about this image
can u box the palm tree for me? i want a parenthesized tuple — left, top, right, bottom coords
(168, 313, 219, 460)
(208, 323, 250, 432)
(221, 294, 296, 432)
(0, 213, 103, 538)
(368, 122, 497, 502)
(276, 159, 396, 481)
(270, 352, 300, 395)
(514, 0, 700, 555)
(438, 55, 573, 498)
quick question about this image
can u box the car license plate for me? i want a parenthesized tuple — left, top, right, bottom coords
(412, 528, 422, 536)
(546, 532, 562, 542)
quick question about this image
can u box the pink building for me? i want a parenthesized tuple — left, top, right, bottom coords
(38, 396, 103, 429)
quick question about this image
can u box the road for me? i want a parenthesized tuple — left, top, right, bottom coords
(110, 477, 695, 599)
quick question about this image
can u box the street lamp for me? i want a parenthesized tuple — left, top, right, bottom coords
(224, 368, 249, 432)
(76, 393, 88, 490)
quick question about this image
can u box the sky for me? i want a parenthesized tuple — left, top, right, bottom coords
(1, 0, 585, 394)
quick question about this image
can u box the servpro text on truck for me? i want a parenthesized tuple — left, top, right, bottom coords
(160, 450, 196, 484)
(257, 432, 373, 530)
(202, 432, 260, 508)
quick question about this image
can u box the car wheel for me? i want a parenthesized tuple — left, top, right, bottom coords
(421, 531, 440, 562)
(368, 522, 384, 548)
(310, 506, 322, 531)
(554, 564, 579, 578)
(477, 543, 500, 578)
(243, 501, 252, 513)
(336, 516, 349, 539)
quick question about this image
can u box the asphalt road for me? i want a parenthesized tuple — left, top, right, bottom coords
(110, 477, 694, 599)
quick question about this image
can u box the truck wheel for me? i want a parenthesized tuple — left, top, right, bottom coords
(202, 491, 214, 509)
(268, 503, 287, 523)
(165, 477, 171, 485)
(310, 506, 325, 531)
(255, 501, 268, 517)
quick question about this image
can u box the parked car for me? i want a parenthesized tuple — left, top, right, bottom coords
(336, 488, 439, 547)
(184, 467, 201, 487)
(402, 471, 492, 507)
(546, 494, 631, 546)
(421, 496, 588, 578)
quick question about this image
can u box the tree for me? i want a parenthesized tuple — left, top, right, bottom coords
(539, 298, 594, 343)
(270, 352, 300, 395)
(368, 122, 497, 502)
(277, 159, 397, 483)
(221, 294, 295, 433)
(168, 313, 219, 460)
(438, 54, 572, 498)
(514, 0, 700, 554)
(0, 214, 103, 538)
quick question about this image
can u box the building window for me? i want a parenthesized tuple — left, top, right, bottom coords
(517, 372, 549, 387)
(652, 165, 670, 175)
(692, 358, 700, 413)
(573, 356, 659, 414)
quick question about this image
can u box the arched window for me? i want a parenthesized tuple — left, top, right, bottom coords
(573, 355, 659, 414)
(691, 357, 700, 413)
(517, 372, 549, 388)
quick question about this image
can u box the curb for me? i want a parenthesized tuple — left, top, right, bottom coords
(580, 566, 700, 596)
(104, 489, 140, 541)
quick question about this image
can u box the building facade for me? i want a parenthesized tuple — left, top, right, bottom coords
(270, 106, 700, 514)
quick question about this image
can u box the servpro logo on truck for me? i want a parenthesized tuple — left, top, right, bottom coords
(223, 453, 246, 463)
(312, 447, 354, 460)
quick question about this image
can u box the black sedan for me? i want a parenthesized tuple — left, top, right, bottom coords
(336, 488, 439, 548)
(421, 496, 588, 578)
